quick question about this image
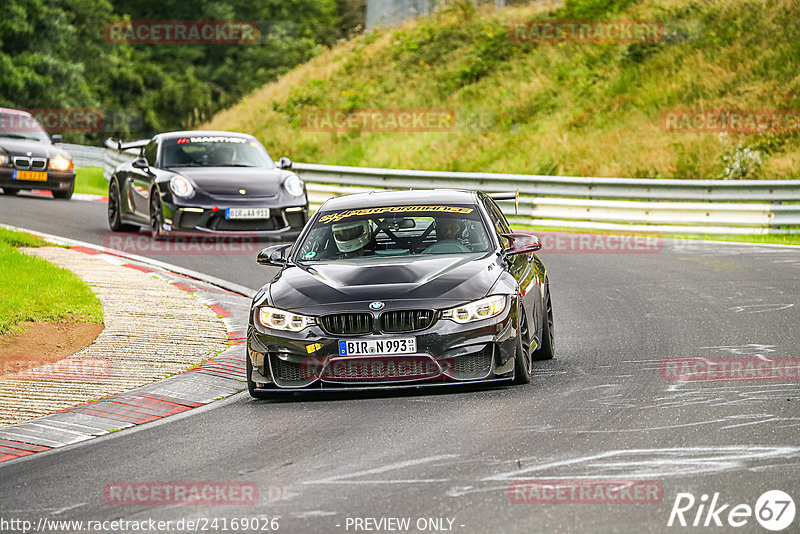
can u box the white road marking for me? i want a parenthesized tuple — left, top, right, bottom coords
(294, 510, 337, 518)
(729, 304, 795, 313)
(481, 446, 800, 481)
(302, 454, 458, 485)
(2, 503, 85, 514)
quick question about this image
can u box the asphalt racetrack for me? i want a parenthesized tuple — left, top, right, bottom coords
(1, 192, 799, 533)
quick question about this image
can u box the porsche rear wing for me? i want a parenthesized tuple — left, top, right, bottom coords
(488, 189, 519, 214)
(116, 138, 149, 152)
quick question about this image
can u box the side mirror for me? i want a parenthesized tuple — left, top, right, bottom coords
(257, 244, 292, 267)
(502, 231, 542, 255)
(277, 157, 292, 170)
(132, 157, 149, 170)
(51, 134, 62, 144)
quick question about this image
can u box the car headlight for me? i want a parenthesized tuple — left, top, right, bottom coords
(442, 295, 507, 324)
(49, 154, 73, 171)
(169, 175, 195, 198)
(283, 173, 304, 197)
(258, 306, 315, 332)
(0, 153, 9, 167)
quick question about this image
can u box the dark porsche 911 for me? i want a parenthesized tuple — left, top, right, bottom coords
(108, 131, 308, 238)
(246, 189, 554, 397)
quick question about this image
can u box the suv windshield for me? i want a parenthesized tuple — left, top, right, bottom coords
(295, 204, 492, 263)
(0, 113, 50, 143)
(162, 135, 275, 168)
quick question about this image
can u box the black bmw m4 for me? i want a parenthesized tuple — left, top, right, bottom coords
(246, 189, 554, 397)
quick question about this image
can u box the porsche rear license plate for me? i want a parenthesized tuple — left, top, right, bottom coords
(225, 208, 270, 219)
(338, 338, 416, 356)
(15, 170, 47, 181)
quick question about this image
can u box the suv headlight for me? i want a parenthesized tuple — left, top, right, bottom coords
(169, 175, 194, 198)
(442, 295, 507, 324)
(49, 154, 73, 171)
(0, 153, 9, 167)
(283, 173, 304, 197)
(258, 306, 315, 332)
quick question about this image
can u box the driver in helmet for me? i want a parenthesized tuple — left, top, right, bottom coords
(431, 217, 472, 252)
(436, 218, 464, 241)
(332, 219, 374, 258)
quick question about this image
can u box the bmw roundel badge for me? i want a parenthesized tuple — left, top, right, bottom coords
(369, 301, 385, 311)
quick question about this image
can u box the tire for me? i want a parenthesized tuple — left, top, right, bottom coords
(52, 181, 74, 200)
(247, 352, 277, 400)
(532, 288, 554, 361)
(1, 188, 19, 196)
(149, 189, 165, 239)
(513, 304, 532, 384)
(108, 179, 137, 232)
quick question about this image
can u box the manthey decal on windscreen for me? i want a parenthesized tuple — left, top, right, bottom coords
(318, 205, 475, 225)
(176, 136, 248, 144)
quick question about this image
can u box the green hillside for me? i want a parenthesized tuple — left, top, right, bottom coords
(204, 0, 800, 179)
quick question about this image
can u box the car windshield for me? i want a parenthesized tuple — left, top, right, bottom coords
(0, 113, 50, 143)
(161, 135, 275, 168)
(295, 204, 493, 263)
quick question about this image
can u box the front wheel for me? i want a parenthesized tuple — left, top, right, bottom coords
(108, 179, 137, 231)
(513, 305, 532, 384)
(247, 352, 278, 400)
(149, 189, 166, 239)
(532, 290, 554, 361)
(52, 181, 74, 200)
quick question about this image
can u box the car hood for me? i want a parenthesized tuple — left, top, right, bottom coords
(0, 138, 70, 159)
(267, 253, 503, 313)
(170, 167, 285, 197)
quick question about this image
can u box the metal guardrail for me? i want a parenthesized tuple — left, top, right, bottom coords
(100, 140, 799, 235)
(61, 143, 107, 169)
(293, 163, 800, 235)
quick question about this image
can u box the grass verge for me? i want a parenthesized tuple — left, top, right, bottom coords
(205, 0, 800, 179)
(74, 167, 108, 196)
(0, 229, 103, 335)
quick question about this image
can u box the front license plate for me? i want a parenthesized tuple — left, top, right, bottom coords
(15, 170, 47, 182)
(338, 338, 417, 356)
(225, 207, 270, 220)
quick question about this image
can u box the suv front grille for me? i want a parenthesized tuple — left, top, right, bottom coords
(381, 310, 435, 333)
(320, 313, 373, 335)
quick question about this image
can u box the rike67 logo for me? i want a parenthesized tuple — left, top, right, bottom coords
(668, 490, 796, 531)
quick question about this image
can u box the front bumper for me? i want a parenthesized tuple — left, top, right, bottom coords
(160, 202, 309, 238)
(0, 168, 75, 192)
(247, 305, 518, 391)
